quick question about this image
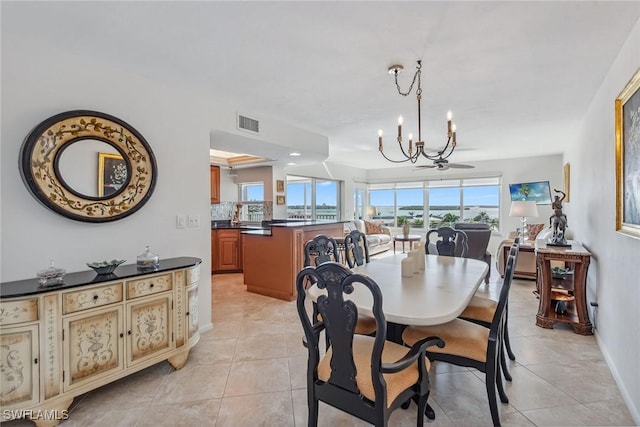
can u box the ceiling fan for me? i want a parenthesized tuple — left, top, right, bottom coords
(414, 158, 475, 171)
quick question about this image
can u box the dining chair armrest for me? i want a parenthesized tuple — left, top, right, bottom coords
(380, 336, 444, 373)
(301, 321, 325, 348)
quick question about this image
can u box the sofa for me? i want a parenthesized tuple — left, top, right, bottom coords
(496, 224, 574, 279)
(346, 219, 392, 256)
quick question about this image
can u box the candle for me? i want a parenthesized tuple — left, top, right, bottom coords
(397, 116, 403, 139)
(452, 123, 457, 146)
(408, 133, 413, 153)
(401, 257, 415, 277)
(447, 110, 453, 133)
(378, 129, 383, 151)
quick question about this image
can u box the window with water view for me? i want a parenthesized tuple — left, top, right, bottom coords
(368, 177, 500, 230)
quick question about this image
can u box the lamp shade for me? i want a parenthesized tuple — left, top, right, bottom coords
(367, 206, 377, 217)
(509, 200, 538, 218)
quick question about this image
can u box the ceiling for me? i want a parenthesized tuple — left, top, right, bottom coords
(4, 1, 640, 170)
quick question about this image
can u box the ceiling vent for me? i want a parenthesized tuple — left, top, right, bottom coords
(237, 114, 260, 134)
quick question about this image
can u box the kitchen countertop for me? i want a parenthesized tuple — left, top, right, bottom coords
(211, 219, 347, 230)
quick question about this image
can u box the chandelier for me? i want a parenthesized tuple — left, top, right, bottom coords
(377, 60, 458, 165)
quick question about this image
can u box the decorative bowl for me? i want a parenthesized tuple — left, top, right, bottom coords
(87, 259, 126, 275)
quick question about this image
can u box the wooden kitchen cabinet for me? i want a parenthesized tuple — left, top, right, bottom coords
(212, 229, 243, 273)
(210, 165, 220, 203)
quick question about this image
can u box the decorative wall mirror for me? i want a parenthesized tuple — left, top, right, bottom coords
(20, 110, 157, 222)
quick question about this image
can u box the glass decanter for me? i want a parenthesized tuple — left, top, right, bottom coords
(137, 245, 159, 270)
(36, 260, 66, 286)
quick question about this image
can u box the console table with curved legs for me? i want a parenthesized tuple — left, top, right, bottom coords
(535, 241, 593, 335)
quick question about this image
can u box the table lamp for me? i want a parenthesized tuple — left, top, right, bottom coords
(509, 200, 538, 242)
(367, 206, 377, 219)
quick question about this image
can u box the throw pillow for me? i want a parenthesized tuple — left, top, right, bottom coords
(527, 223, 545, 240)
(364, 220, 383, 235)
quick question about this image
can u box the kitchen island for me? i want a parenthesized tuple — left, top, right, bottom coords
(242, 221, 345, 301)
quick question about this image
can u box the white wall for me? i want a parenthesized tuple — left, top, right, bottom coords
(1, 37, 214, 329)
(565, 16, 640, 422)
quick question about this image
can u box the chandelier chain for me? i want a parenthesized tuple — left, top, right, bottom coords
(394, 61, 422, 97)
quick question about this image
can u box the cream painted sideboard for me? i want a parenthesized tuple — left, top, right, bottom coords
(0, 257, 201, 426)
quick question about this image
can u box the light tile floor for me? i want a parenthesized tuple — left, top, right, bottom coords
(4, 259, 636, 426)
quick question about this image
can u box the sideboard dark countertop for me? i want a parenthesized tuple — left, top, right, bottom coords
(1, 257, 202, 299)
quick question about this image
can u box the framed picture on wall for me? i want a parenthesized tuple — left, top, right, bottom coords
(98, 152, 127, 197)
(276, 179, 285, 193)
(615, 67, 640, 239)
(276, 195, 286, 205)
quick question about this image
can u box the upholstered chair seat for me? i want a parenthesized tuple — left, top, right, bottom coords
(318, 334, 432, 406)
(460, 295, 496, 324)
(403, 319, 490, 363)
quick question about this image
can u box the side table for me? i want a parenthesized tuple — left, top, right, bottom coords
(393, 234, 421, 254)
(501, 240, 536, 279)
(535, 240, 593, 335)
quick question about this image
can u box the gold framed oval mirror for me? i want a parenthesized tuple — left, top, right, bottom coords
(20, 110, 157, 222)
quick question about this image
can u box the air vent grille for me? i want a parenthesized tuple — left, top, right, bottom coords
(237, 114, 260, 134)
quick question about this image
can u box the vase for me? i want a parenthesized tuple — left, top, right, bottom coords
(402, 222, 410, 237)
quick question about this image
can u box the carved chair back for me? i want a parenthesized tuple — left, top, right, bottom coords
(426, 226, 468, 257)
(304, 235, 339, 267)
(344, 230, 370, 268)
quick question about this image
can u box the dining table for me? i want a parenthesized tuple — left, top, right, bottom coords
(307, 253, 489, 340)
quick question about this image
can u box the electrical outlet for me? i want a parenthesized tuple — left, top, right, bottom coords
(176, 214, 186, 229)
(188, 215, 200, 227)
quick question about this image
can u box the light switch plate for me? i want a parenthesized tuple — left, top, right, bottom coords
(176, 214, 186, 229)
(188, 215, 200, 227)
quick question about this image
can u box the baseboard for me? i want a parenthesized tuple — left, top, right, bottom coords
(199, 322, 213, 334)
(594, 329, 640, 424)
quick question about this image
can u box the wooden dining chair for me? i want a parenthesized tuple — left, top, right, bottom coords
(296, 262, 444, 427)
(304, 235, 376, 336)
(402, 252, 518, 427)
(426, 226, 468, 257)
(304, 234, 339, 266)
(459, 238, 520, 381)
(344, 229, 370, 268)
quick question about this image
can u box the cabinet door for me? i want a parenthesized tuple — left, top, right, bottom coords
(218, 234, 239, 271)
(126, 294, 173, 366)
(210, 165, 220, 203)
(63, 306, 124, 392)
(0, 324, 39, 408)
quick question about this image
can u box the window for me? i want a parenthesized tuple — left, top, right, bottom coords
(368, 177, 500, 231)
(238, 182, 265, 222)
(353, 188, 365, 220)
(287, 176, 340, 221)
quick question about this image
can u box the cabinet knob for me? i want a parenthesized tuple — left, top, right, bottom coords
(128, 330, 131, 335)
(149, 283, 154, 288)
(34, 358, 38, 364)
(120, 333, 124, 338)
(93, 295, 99, 300)
(186, 311, 190, 316)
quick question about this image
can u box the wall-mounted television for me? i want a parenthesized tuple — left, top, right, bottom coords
(509, 180, 552, 204)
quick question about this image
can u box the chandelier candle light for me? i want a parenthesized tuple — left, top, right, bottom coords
(377, 60, 465, 167)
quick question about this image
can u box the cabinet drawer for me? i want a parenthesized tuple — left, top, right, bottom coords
(0, 297, 39, 326)
(126, 273, 173, 299)
(63, 283, 124, 315)
(186, 266, 200, 284)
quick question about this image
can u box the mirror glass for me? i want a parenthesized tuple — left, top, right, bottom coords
(20, 110, 157, 223)
(57, 140, 127, 198)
